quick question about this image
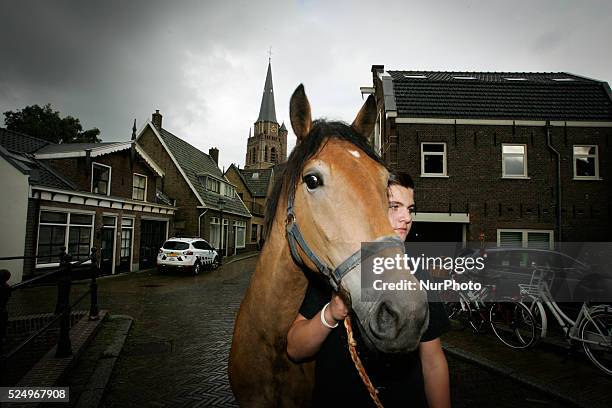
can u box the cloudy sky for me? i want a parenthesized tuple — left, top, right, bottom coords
(1, 0, 611, 171)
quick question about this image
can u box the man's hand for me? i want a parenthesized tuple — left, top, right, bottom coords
(326, 292, 349, 324)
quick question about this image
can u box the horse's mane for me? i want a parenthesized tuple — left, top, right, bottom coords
(263, 120, 385, 244)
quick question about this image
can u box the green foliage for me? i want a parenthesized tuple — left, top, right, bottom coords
(3, 104, 101, 143)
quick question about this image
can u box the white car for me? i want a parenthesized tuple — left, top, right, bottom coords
(157, 237, 219, 275)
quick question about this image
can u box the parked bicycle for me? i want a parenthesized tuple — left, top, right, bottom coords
(444, 271, 537, 349)
(519, 266, 612, 375)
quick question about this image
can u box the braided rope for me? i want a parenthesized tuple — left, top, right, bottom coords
(344, 315, 384, 408)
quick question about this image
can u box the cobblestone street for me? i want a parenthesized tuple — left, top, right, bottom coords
(17, 254, 609, 407)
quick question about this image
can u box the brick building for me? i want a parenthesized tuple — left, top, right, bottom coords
(136, 111, 251, 258)
(224, 165, 275, 250)
(0, 127, 175, 283)
(366, 66, 612, 246)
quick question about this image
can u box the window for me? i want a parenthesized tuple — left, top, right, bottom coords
(573, 145, 599, 179)
(271, 147, 277, 163)
(206, 177, 220, 193)
(92, 163, 111, 195)
(37, 210, 94, 264)
(452, 76, 477, 80)
(210, 217, 220, 249)
(120, 218, 133, 262)
(502, 144, 527, 177)
(132, 173, 147, 201)
(264, 146, 268, 162)
(193, 240, 212, 250)
(234, 220, 246, 248)
(251, 224, 258, 242)
(404, 74, 427, 79)
(224, 184, 235, 198)
(421, 143, 447, 176)
(498, 229, 553, 249)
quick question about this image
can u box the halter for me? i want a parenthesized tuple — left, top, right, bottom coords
(285, 185, 404, 291)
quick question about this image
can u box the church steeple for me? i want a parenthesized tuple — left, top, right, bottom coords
(245, 59, 287, 170)
(256, 61, 277, 124)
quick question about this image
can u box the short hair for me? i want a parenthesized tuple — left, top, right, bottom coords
(388, 171, 414, 190)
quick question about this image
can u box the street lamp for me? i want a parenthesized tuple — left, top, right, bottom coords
(217, 198, 225, 262)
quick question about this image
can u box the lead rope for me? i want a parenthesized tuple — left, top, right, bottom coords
(344, 315, 384, 408)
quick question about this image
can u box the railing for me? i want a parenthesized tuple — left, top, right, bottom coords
(0, 247, 100, 385)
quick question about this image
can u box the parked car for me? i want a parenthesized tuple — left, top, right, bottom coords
(456, 247, 610, 304)
(157, 237, 219, 275)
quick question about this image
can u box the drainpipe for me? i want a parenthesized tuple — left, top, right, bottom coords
(198, 209, 208, 238)
(546, 121, 562, 242)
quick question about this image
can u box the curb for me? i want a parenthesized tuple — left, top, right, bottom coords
(442, 343, 585, 408)
(74, 315, 133, 408)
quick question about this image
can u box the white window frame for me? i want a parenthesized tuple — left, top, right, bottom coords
(132, 173, 148, 201)
(36, 209, 95, 268)
(502, 144, 528, 179)
(210, 217, 220, 249)
(234, 220, 246, 249)
(496, 229, 554, 250)
(573, 145, 600, 180)
(120, 217, 135, 272)
(420, 142, 448, 177)
(206, 177, 220, 194)
(91, 162, 112, 196)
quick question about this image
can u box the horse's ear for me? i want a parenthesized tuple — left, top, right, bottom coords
(351, 94, 377, 139)
(290, 84, 312, 143)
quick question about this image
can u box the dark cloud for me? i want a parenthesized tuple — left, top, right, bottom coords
(1, 0, 611, 169)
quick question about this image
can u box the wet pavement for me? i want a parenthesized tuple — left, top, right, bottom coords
(9, 253, 612, 407)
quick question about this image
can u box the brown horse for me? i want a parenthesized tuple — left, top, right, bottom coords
(229, 85, 429, 407)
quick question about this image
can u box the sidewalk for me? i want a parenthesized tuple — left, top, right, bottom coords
(442, 325, 612, 408)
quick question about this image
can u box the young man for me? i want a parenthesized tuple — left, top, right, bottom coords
(287, 172, 450, 408)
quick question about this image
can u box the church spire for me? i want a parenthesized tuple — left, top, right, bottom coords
(257, 61, 277, 123)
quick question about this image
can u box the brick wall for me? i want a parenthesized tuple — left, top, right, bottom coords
(45, 150, 158, 202)
(392, 122, 611, 242)
(137, 126, 202, 238)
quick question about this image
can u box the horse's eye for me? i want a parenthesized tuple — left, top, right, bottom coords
(304, 174, 322, 190)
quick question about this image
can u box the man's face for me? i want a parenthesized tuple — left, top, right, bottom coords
(387, 184, 415, 242)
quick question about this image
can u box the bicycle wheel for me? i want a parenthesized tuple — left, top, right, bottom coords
(444, 294, 471, 330)
(489, 301, 537, 349)
(580, 310, 612, 375)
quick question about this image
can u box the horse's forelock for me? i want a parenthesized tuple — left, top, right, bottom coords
(263, 120, 385, 244)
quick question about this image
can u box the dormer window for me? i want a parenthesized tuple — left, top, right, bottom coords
(452, 76, 477, 80)
(92, 163, 111, 195)
(404, 74, 428, 79)
(206, 177, 220, 193)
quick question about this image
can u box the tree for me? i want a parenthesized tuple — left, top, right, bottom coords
(3, 104, 101, 143)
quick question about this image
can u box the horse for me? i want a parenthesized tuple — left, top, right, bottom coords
(229, 85, 429, 407)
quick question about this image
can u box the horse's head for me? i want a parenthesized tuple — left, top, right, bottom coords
(274, 85, 428, 353)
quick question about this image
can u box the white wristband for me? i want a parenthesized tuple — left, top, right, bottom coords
(320, 302, 339, 329)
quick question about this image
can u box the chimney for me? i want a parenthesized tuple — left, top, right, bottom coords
(209, 147, 219, 165)
(152, 110, 162, 129)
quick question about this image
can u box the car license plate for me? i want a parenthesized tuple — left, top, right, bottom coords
(168, 257, 176, 261)
(169, 252, 178, 257)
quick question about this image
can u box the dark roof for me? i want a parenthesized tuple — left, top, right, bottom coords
(157, 128, 250, 217)
(36, 142, 123, 155)
(257, 62, 278, 123)
(0, 128, 50, 153)
(387, 71, 612, 121)
(240, 167, 274, 197)
(0, 128, 76, 189)
(0, 145, 75, 190)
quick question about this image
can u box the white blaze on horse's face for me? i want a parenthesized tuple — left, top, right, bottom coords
(348, 149, 361, 158)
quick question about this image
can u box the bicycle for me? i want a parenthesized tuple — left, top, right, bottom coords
(519, 266, 612, 375)
(444, 271, 537, 349)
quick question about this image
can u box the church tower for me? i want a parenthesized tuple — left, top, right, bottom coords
(244, 60, 287, 169)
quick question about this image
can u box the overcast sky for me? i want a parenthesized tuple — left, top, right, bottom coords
(1, 0, 611, 171)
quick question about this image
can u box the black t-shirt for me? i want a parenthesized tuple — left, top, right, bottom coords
(299, 270, 449, 408)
